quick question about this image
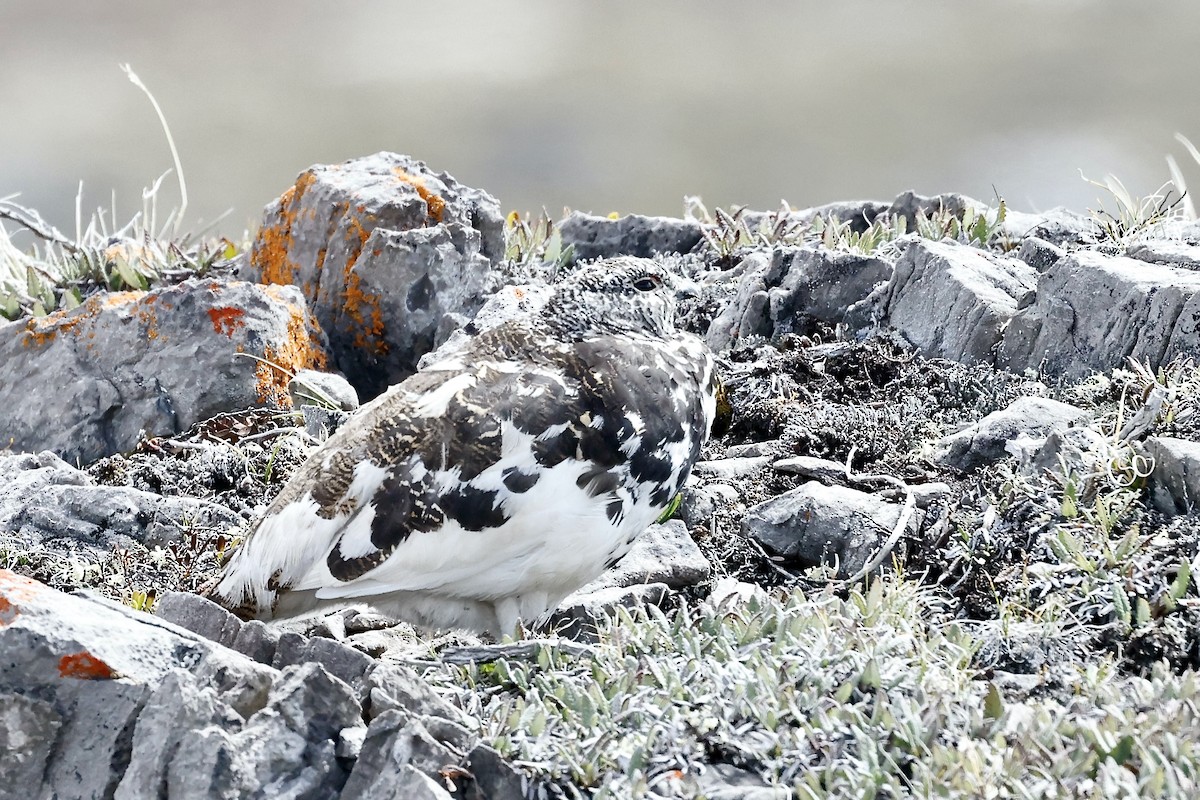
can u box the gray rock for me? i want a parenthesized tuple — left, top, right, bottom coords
(934, 396, 1088, 472)
(0, 693, 61, 799)
(301, 405, 351, 440)
(42, 679, 148, 800)
(154, 590, 245, 647)
(341, 711, 462, 798)
(245, 152, 505, 400)
(237, 663, 363, 798)
(693, 455, 771, 481)
(695, 763, 790, 800)
(723, 441, 779, 458)
(741, 482, 919, 577)
(883, 239, 1037, 365)
(549, 583, 669, 640)
(1146, 436, 1200, 514)
(272, 632, 375, 696)
(998, 252, 1200, 379)
(0, 451, 240, 554)
(771, 455, 847, 483)
(558, 211, 703, 262)
(1016, 236, 1066, 272)
(997, 205, 1098, 247)
(288, 368, 360, 411)
(364, 662, 463, 722)
(705, 247, 893, 349)
(329, 224, 499, 399)
(0, 279, 330, 464)
(114, 670, 242, 800)
(463, 743, 526, 800)
(1127, 240, 1200, 271)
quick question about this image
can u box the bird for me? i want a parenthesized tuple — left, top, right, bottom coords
(208, 257, 725, 635)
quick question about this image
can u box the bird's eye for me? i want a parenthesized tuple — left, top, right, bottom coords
(633, 275, 662, 292)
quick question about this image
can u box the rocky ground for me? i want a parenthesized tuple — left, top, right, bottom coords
(3, 153, 1200, 798)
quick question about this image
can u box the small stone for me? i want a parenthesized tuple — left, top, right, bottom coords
(288, 368, 360, 411)
(742, 482, 921, 577)
(934, 396, 1088, 472)
(1145, 436, 1200, 515)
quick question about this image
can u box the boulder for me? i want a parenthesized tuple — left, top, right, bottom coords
(741, 482, 920, 577)
(0, 451, 240, 553)
(705, 247, 893, 349)
(558, 211, 703, 262)
(1127, 240, 1200, 271)
(933, 396, 1088, 472)
(997, 252, 1200, 379)
(340, 711, 463, 797)
(882, 239, 1037, 365)
(245, 152, 505, 399)
(1145, 436, 1200, 515)
(0, 279, 329, 464)
(1015, 236, 1066, 272)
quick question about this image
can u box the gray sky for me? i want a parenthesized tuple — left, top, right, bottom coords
(3, 1, 1199, 238)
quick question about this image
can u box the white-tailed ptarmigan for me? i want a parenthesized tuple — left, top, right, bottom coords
(209, 257, 726, 635)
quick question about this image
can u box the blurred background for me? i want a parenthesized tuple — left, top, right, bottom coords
(3, 1, 1200, 238)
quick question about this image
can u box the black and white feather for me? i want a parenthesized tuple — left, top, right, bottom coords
(211, 257, 722, 635)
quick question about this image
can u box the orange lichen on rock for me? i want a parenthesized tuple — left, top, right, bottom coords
(392, 167, 445, 223)
(343, 270, 388, 355)
(251, 171, 316, 286)
(20, 291, 146, 348)
(207, 306, 247, 337)
(58, 651, 116, 680)
(255, 286, 331, 407)
(0, 570, 48, 625)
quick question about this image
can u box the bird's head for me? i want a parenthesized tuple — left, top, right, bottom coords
(541, 257, 693, 339)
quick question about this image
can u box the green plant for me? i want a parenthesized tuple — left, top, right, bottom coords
(504, 210, 574, 273)
(1081, 172, 1186, 244)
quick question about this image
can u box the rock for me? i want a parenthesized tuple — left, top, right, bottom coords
(462, 743, 526, 800)
(723, 441, 779, 458)
(328, 225, 500, 399)
(1015, 236, 1066, 272)
(705, 247, 893, 349)
(549, 583, 669, 640)
(558, 211, 703, 262)
(288, 368, 360, 411)
(0, 451, 240, 554)
(340, 711, 462, 797)
(0, 694, 61, 799)
(245, 152, 505, 400)
(272, 632, 375, 696)
(695, 763, 790, 800)
(238, 663, 363, 798)
(1145, 437, 1200, 514)
(996, 205, 1098, 247)
(741, 482, 920, 577)
(934, 396, 1088, 472)
(0, 570, 277, 716)
(693, 455, 772, 480)
(301, 405, 351, 440)
(365, 662, 464, 723)
(882, 239, 1037, 365)
(1127, 240, 1200, 271)
(0, 279, 329, 465)
(771, 455, 847, 484)
(42, 679, 149, 800)
(114, 670, 243, 800)
(155, 590, 245, 647)
(998, 252, 1200, 379)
